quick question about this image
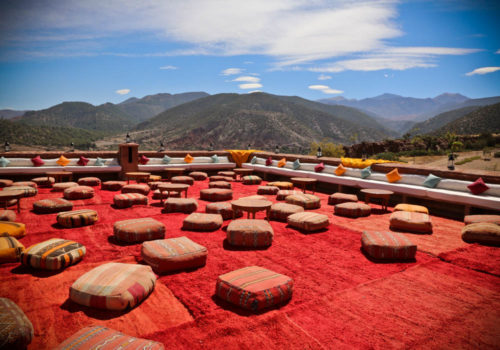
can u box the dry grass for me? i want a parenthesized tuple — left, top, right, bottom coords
(401, 149, 500, 172)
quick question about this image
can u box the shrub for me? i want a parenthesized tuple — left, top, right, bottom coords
(309, 140, 345, 158)
(374, 152, 400, 161)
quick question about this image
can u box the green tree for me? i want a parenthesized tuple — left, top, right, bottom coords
(309, 140, 345, 157)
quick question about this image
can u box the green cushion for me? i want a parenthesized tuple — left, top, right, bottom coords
(293, 159, 301, 170)
(423, 173, 441, 188)
(0, 157, 10, 168)
(162, 155, 171, 164)
(211, 154, 219, 163)
(94, 157, 106, 166)
(251, 156, 257, 164)
(361, 166, 371, 179)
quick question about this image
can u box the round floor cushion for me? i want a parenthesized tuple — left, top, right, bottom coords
(269, 203, 304, 221)
(285, 193, 321, 209)
(70, 262, 156, 310)
(0, 298, 34, 349)
(287, 212, 330, 232)
(171, 176, 195, 185)
(33, 198, 73, 214)
(276, 190, 302, 201)
(152, 189, 180, 200)
(182, 213, 223, 231)
(113, 193, 148, 208)
(218, 171, 236, 178)
(216, 266, 293, 311)
(142, 236, 208, 273)
(226, 219, 274, 248)
(189, 171, 208, 181)
(389, 211, 433, 233)
(257, 186, 280, 195)
(31, 177, 55, 187)
(268, 181, 294, 190)
(0, 179, 13, 188)
(101, 181, 127, 191)
(0, 236, 25, 263)
(462, 223, 500, 246)
(77, 177, 101, 186)
(12, 181, 37, 188)
(394, 203, 429, 214)
(21, 238, 86, 270)
(206, 202, 243, 220)
(242, 175, 262, 185)
(334, 202, 371, 218)
(209, 175, 233, 182)
(164, 198, 198, 213)
(0, 222, 26, 238)
(361, 231, 417, 260)
(6, 185, 38, 197)
(121, 184, 150, 195)
(239, 195, 267, 201)
(464, 215, 500, 225)
(113, 218, 166, 243)
(0, 209, 16, 222)
(328, 192, 358, 205)
(52, 182, 78, 192)
(64, 186, 94, 200)
(57, 209, 98, 228)
(209, 181, 231, 189)
(200, 188, 233, 202)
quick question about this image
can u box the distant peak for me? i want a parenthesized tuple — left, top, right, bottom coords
(371, 93, 402, 100)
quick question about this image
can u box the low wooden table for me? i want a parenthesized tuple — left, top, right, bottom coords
(164, 167, 186, 180)
(0, 189, 24, 213)
(46, 171, 73, 183)
(125, 172, 151, 184)
(233, 168, 253, 181)
(231, 198, 273, 220)
(291, 177, 317, 194)
(360, 189, 394, 212)
(157, 183, 189, 204)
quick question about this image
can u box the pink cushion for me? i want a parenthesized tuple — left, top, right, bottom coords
(467, 177, 489, 195)
(314, 162, 325, 172)
(265, 157, 273, 166)
(31, 155, 44, 167)
(139, 154, 150, 165)
(77, 156, 89, 166)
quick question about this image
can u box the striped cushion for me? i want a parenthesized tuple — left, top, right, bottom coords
(52, 182, 78, 192)
(464, 215, 500, 225)
(0, 298, 34, 349)
(121, 184, 150, 196)
(209, 181, 232, 189)
(394, 203, 429, 214)
(257, 186, 280, 195)
(21, 238, 86, 270)
(171, 176, 195, 185)
(206, 202, 243, 220)
(334, 202, 371, 218)
(152, 189, 180, 200)
(285, 193, 321, 209)
(209, 175, 233, 182)
(182, 213, 223, 231)
(0, 222, 26, 238)
(113, 193, 148, 208)
(390, 211, 432, 233)
(6, 186, 37, 197)
(57, 209, 98, 228)
(0, 179, 13, 188)
(164, 198, 198, 213)
(276, 190, 302, 201)
(226, 219, 274, 247)
(268, 181, 293, 189)
(189, 171, 208, 181)
(54, 325, 164, 350)
(64, 186, 94, 200)
(242, 175, 262, 185)
(462, 223, 500, 246)
(33, 198, 73, 214)
(216, 266, 293, 311)
(287, 212, 329, 231)
(218, 171, 236, 178)
(31, 177, 55, 187)
(113, 218, 165, 243)
(142, 237, 207, 273)
(70, 262, 156, 310)
(239, 195, 267, 201)
(269, 203, 304, 221)
(12, 181, 37, 188)
(328, 192, 358, 205)
(200, 188, 233, 201)
(77, 177, 101, 186)
(0, 236, 25, 263)
(361, 231, 417, 260)
(101, 181, 127, 191)
(0, 210, 16, 222)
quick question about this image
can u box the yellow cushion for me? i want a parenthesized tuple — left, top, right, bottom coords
(394, 204, 429, 214)
(56, 155, 70, 167)
(184, 154, 194, 164)
(0, 236, 25, 263)
(386, 168, 402, 183)
(277, 158, 286, 168)
(335, 164, 346, 176)
(0, 222, 26, 239)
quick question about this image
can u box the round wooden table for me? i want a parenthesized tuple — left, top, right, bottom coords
(164, 167, 186, 180)
(233, 168, 253, 181)
(291, 177, 317, 194)
(125, 172, 151, 184)
(360, 189, 394, 212)
(231, 198, 273, 220)
(157, 183, 189, 204)
(0, 189, 24, 213)
(46, 171, 73, 183)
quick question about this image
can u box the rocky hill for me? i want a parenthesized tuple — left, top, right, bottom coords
(409, 105, 480, 135)
(433, 102, 500, 135)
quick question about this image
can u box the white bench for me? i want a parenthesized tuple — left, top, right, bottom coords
(0, 157, 121, 175)
(138, 156, 236, 172)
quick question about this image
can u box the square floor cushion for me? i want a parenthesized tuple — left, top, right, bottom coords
(57, 209, 98, 228)
(63, 186, 94, 200)
(361, 231, 417, 260)
(268, 181, 294, 190)
(389, 211, 433, 234)
(52, 182, 78, 192)
(464, 214, 500, 225)
(287, 212, 330, 232)
(257, 185, 280, 195)
(242, 175, 262, 185)
(394, 203, 429, 214)
(206, 202, 243, 220)
(189, 171, 208, 181)
(171, 176, 195, 185)
(200, 188, 233, 202)
(461, 222, 500, 246)
(226, 219, 274, 248)
(328, 192, 358, 205)
(164, 198, 198, 213)
(113, 193, 148, 208)
(182, 213, 223, 231)
(334, 202, 371, 218)
(21, 238, 86, 270)
(269, 203, 304, 221)
(77, 177, 101, 186)
(208, 181, 232, 189)
(113, 218, 166, 243)
(0, 235, 25, 263)
(33, 198, 74, 214)
(285, 193, 321, 209)
(276, 190, 302, 201)
(101, 181, 127, 191)
(121, 184, 150, 196)
(0, 298, 34, 350)
(0, 222, 26, 239)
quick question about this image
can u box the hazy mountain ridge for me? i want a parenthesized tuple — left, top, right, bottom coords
(409, 106, 480, 135)
(432, 103, 500, 135)
(0, 109, 27, 119)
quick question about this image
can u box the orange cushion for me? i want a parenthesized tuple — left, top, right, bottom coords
(184, 154, 194, 163)
(386, 168, 401, 183)
(335, 164, 346, 176)
(277, 158, 286, 168)
(56, 155, 70, 167)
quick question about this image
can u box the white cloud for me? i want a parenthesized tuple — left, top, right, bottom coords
(248, 90, 262, 93)
(318, 74, 331, 80)
(308, 85, 329, 90)
(308, 85, 342, 94)
(221, 68, 244, 75)
(496, 49, 500, 54)
(115, 89, 130, 95)
(239, 83, 263, 89)
(465, 67, 500, 76)
(322, 88, 343, 94)
(160, 65, 178, 70)
(232, 76, 260, 83)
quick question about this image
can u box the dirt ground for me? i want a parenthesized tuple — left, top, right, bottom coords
(400, 149, 500, 172)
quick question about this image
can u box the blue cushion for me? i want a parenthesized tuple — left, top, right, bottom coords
(251, 156, 257, 164)
(0, 156, 10, 168)
(94, 157, 106, 166)
(211, 154, 219, 163)
(162, 155, 171, 164)
(423, 173, 441, 188)
(360, 166, 371, 179)
(293, 159, 301, 170)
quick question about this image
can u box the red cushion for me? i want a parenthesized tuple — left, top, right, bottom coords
(467, 177, 489, 195)
(265, 157, 272, 166)
(77, 156, 89, 166)
(31, 155, 44, 167)
(314, 162, 324, 172)
(139, 154, 150, 165)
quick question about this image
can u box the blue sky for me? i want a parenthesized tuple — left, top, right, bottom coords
(0, 0, 499, 110)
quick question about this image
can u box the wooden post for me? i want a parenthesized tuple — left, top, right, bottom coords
(118, 143, 139, 179)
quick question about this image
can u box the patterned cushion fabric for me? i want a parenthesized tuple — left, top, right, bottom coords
(334, 202, 371, 218)
(218, 171, 236, 178)
(226, 219, 274, 247)
(164, 198, 198, 213)
(394, 203, 429, 214)
(31, 177, 55, 187)
(328, 192, 358, 205)
(101, 180, 126, 191)
(216, 266, 293, 311)
(200, 188, 233, 201)
(276, 190, 302, 201)
(389, 211, 433, 233)
(56, 155, 70, 167)
(21, 238, 86, 270)
(52, 182, 78, 192)
(33, 198, 73, 214)
(142, 237, 207, 273)
(257, 186, 280, 195)
(206, 202, 243, 220)
(209, 181, 231, 189)
(57, 209, 98, 228)
(464, 215, 500, 225)
(242, 175, 262, 185)
(113, 193, 148, 208)
(461, 223, 500, 246)
(209, 175, 233, 182)
(0, 236, 25, 263)
(386, 168, 402, 183)
(287, 212, 329, 231)
(467, 177, 489, 195)
(78, 177, 101, 186)
(0, 179, 13, 188)
(6, 185, 37, 197)
(268, 181, 293, 190)
(152, 189, 180, 200)
(0, 210, 16, 222)
(70, 262, 156, 310)
(189, 171, 208, 181)
(64, 186, 95, 200)
(285, 193, 321, 209)
(182, 213, 223, 231)
(113, 218, 165, 243)
(361, 231, 417, 260)
(0, 222, 26, 238)
(171, 176, 195, 185)
(54, 325, 164, 350)
(0, 298, 34, 349)
(269, 203, 304, 221)
(184, 154, 194, 163)
(77, 156, 89, 166)
(12, 181, 37, 188)
(121, 184, 150, 196)
(31, 155, 44, 167)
